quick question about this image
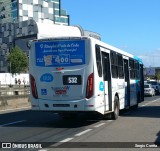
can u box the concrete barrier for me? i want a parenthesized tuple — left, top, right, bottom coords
(0, 94, 31, 111)
(0, 87, 30, 96)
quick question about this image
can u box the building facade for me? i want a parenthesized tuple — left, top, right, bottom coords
(144, 67, 160, 80)
(0, 0, 70, 73)
(0, 0, 69, 25)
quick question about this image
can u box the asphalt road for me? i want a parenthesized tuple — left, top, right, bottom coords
(0, 96, 160, 151)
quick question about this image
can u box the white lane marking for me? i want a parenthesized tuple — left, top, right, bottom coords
(0, 120, 26, 127)
(140, 98, 160, 107)
(94, 123, 106, 128)
(60, 137, 73, 143)
(51, 138, 73, 147)
(75, 129, 92, 136)
(107, 120, 113, 122)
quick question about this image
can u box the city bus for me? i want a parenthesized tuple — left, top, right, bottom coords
(29, 36, 144, 119)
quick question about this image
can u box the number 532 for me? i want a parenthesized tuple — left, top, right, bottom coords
(68, 77, 77, 83)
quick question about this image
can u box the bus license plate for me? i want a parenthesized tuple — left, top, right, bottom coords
(63, 75, 82, 85)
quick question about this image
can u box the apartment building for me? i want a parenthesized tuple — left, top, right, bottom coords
(0, 0, 69, 25)
(0, 0, 70, 72)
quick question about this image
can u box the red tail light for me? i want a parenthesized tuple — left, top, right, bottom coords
(30, 74, 38, 99)
(86, 73, 94, 99)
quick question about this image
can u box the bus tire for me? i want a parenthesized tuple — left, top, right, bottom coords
(113, 96, 119, 120)
(132, 103, 138, 110)
(137, 92, 141, 103)
(103, 113, 112, 120)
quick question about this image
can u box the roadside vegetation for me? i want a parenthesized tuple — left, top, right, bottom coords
(7, 46, 28, 75)
(155, 72, 160, 81)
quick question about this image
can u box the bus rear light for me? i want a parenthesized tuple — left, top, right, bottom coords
(30, 74, 38, 99)
(56, 67, 64, 70)
(86, 73, 94, 99)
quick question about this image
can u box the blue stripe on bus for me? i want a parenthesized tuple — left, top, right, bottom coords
(134, 56, 143, 64)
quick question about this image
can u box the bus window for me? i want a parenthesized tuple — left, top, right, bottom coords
(135, 61, 140, 79)
(95, 46, 102, 77)
(118, 54, 124, 78)
(111, 52, 118, 78)
(129, 59, 135, 79)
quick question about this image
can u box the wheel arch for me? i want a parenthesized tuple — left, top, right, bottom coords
(113, 93, 120, 120)
(113, 92, 120, 110)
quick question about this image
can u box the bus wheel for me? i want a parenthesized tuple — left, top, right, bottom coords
(132, 104, 138, 110)
(137, 92, 141, 103)
(113, 96, 119, 120)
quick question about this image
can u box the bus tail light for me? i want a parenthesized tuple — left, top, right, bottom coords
(30, 74, 38, 99)
(86, 73, 94, 99)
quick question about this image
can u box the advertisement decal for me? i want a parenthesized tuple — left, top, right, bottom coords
(35, 40, 85, 67)
(99, 81, 104, 91)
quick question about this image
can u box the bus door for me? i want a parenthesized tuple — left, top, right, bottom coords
(124, 59, 130, 108)
(140, 64, 144, 102)
(101, 51, 112, 111)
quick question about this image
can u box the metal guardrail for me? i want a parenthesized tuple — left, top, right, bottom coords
(0, 85, 30, 96)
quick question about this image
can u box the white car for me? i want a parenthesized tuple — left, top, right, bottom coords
(144, 84, 155, 97)
(147, 80, 160, 95)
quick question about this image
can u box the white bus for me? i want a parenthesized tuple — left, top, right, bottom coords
(29, 37, 144, 119)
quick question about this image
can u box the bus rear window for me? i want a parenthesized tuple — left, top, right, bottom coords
(35, 40, 85, 67)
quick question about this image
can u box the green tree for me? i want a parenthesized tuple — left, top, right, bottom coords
(155, 72, 160, 81)
(7, 46, 28, 74)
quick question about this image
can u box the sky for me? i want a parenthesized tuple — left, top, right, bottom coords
(62, 0, 160, 67)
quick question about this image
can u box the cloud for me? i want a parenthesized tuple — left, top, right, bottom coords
(156, 48, 160, 51)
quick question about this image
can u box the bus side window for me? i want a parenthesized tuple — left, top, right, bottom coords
(129, 59, 135, 79)
(95, 46, 102, 77)
(111, 52, 118, 78)
(135, 61, 140, 79)
(118, 54, 124, 78)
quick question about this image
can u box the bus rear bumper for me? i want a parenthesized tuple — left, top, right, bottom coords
(32, 98, 87, 112)
(31, 97, 105, 114)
